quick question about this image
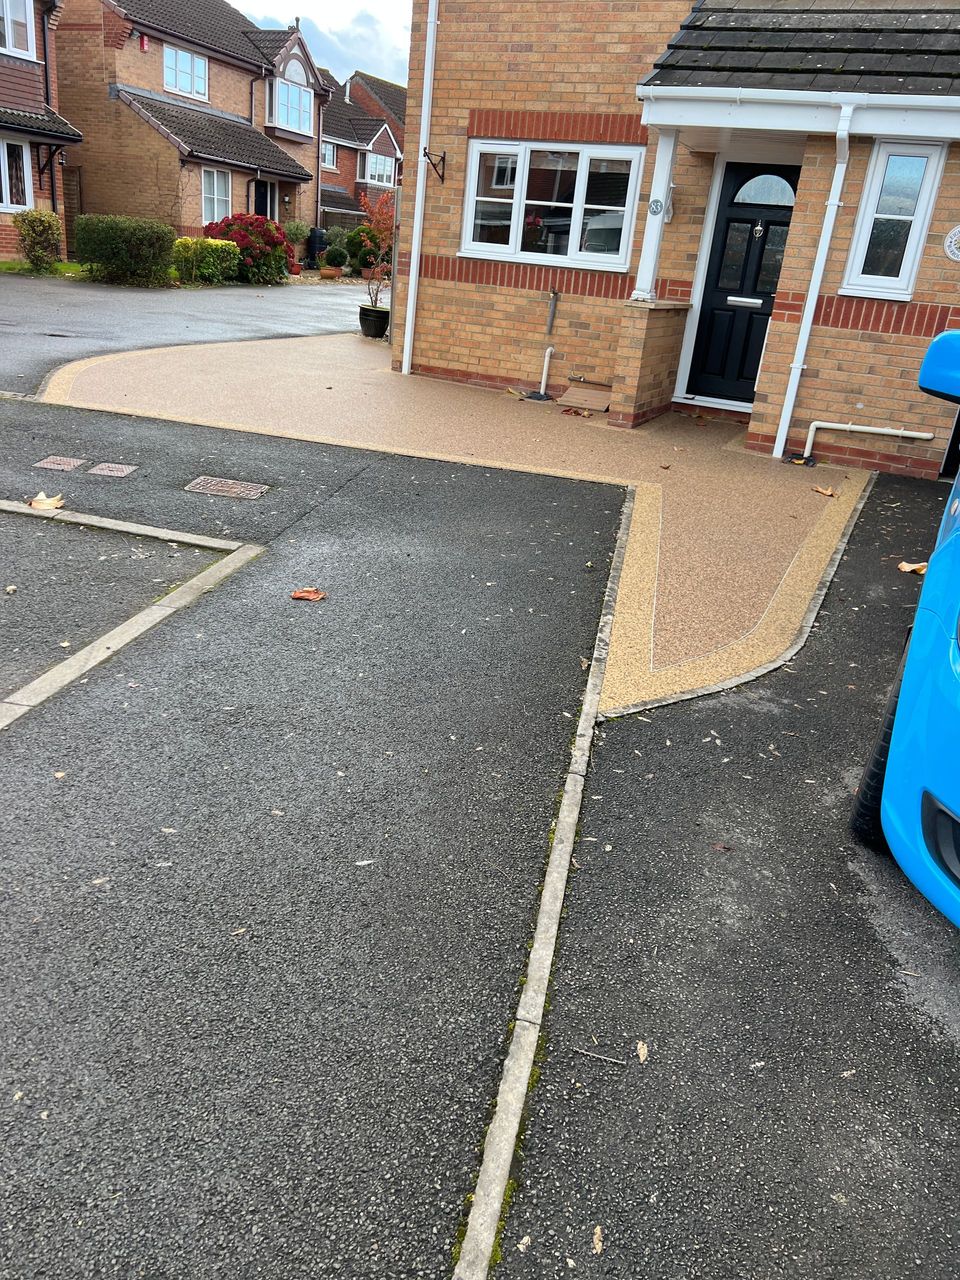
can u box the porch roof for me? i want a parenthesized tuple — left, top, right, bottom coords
(647, 1, 960, 97)
(0, 105, 82, 145)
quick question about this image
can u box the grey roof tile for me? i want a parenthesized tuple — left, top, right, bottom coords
(0, 104, 81, 142)
(350, 72, 407, 125)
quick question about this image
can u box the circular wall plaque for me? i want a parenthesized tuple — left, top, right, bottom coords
(649, 198, 664, 216)
(944, 226, 960, 261)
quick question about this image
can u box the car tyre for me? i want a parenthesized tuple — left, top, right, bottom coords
(850, 651, 906, 853)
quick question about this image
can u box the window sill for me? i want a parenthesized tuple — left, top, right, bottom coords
(457, 248, 631, 274)
(266, 121, 313, 140)
(163, 86, 209, 104)
(0, 47, 38, 63)
(837, 284, 915, 303)
(0, 205, 31, 215)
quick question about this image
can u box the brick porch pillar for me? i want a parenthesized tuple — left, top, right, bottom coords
(608, 299, 690, 428)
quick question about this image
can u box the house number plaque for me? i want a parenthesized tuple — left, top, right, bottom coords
(944, 226, 960, 262)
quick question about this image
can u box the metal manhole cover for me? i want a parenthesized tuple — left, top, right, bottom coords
(34, 456, 87, 471)
(185, 475, 270, 500)
(88, 462, 138, 477)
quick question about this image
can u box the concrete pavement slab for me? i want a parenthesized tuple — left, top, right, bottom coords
(0, 450, 623, 1278)
(496, 474, 960, 1280)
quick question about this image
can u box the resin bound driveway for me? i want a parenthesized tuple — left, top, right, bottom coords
(0, 273, 368, 394)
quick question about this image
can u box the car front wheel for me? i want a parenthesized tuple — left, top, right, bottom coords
(850, 652, 906, 853)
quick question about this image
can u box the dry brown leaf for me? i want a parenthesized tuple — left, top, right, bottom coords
(593, 1226, 604, 1255)
(637, 1040, 649, 1063)
(291, 588, 328, 601)
(579, 656, 590, 671)
(897, 561, 928, 576)
(659, 464, 671, 470)
(812, 486, 835, 498)
(517, 1236, 531, 1254)
(28, 492, 64, 510)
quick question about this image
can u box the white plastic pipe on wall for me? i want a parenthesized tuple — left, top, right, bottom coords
(540, 346, 555, 395)
(400, 0, 440, 376)
(772, 104, 854, 458)
(804, 419, 935, 459)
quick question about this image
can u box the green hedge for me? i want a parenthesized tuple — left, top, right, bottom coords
(346, 224, 377, 269)
(173, 236, 241, 285)
(12, 209, 62, 273)
(75, 214, 175, 286)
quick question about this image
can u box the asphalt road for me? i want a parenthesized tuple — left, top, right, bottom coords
(499, 474, 960, 1279)
(0, 400, 624, 1278)
(0, 273, 369, 394)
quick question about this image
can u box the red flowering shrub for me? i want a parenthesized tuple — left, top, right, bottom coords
(202, 213, 289, 284)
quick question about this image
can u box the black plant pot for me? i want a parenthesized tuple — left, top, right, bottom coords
(359, 304, 390, 339)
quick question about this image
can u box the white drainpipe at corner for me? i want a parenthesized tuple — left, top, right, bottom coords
(401, 0, 440, 376)
(803, 419, 935, 459)
(772, 103, 854, 458)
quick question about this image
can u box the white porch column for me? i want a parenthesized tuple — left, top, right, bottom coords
(631, 127, 678, 302)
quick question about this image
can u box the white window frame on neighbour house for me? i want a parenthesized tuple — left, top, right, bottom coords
(269, 62, 314, 137)
(320, 140, 337, 169)
(163, 44, 208, 101)
(461, 139, 645, 272)
(201, 167, 231, 225)
(360, 151, 394, 186)
(0, 137, 32, 212)
(840, 139, 947, 302)
(0, 0, 35, 59)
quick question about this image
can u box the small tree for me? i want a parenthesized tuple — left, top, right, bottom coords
(13, 209, 63, 273)
(357, 189, 395, 308)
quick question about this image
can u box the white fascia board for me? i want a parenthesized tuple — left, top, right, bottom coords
(638, 85, 960, 141)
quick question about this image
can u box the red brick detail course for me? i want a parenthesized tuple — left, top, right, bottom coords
(772, 290, 960, 338)
(413, 253, 637, 299)
(744, 430, 941, 480)
(467, 109, 646, 145)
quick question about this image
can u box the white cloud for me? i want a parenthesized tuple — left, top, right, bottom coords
(243, 2, 412, 84)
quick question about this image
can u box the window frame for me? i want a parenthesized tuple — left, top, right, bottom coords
(840, 139, 947, 302)
(163, 44, 209, 101)
(201, 166, 231, 225)
(268, 77, 314, 137)
(0, 0, 36, 60)
(320, 140, 337, 169)
(460, 139, 645, 272)
(361, 151, 395, 186)
(0, 136, 32, 212)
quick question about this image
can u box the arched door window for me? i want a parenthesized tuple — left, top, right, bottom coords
(732, 174, 796, 207)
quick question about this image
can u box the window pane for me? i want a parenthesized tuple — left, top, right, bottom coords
(876, 154, 927, 217)
(473, 199, 513, 245)
(733, 174, 795, 207)
(202, 170, 214, 197)
(286, 60, 307, 84)
(756, 223, 788, 293)
(580, 208, 624, 254)
(584, 158, 630, 208)
(477, 152, 516, 198)
(195, 57, 207, 94)
(216, 170, 229, 200)
(6, 143, 25, 205)
(862, 217, 912, 277)
(9, 0, 29, 51)
(522, 203, 571, 256)
(524, 151, 578, 206)
(717, 221, 751, 290)
(164, 47, 176, 86)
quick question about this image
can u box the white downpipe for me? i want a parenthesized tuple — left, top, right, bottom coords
(400, 0, 440, 376)
(804, 419, 935, 459)
(772, 104, 854, 458)
(539, 346, 555, 395)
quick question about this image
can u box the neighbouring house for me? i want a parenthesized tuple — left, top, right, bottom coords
(394, 1, 960, 481)
(54, 0, 332, 251)
(0, 0, 81, 259)
(315, 69, 403, 227)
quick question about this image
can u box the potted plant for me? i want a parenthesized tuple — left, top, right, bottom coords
(283, 218, 309, 275)
(356, 191, 394, 340)
(320, 245, 348, 279)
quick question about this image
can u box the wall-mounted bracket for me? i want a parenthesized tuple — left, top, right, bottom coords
(423, 148, 446, 183)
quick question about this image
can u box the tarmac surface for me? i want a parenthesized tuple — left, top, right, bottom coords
(0, 274, 367, 394)
(498, 474, 960, 1279)
(0, 399, 623, 1277)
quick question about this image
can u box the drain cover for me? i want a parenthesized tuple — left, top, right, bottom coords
(34, 456, 87, 471)
(185, 475, 270, 499)
(88, 462, 138, 477)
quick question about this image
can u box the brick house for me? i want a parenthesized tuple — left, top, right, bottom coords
(54, 0, 332, 249)
(316, 69, 403, 226)
(0, 0, 81, 259)
(394, 1, 960, 481)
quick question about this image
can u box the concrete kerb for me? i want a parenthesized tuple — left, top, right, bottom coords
(0, 504, 262, 730)
(453, 487, 636, 1280)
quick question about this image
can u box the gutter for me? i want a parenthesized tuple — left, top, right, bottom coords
(400, 0, 439, 375)
(638, 85, 960, 112)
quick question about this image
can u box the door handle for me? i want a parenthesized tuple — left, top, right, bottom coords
(726, 296, 763, 308)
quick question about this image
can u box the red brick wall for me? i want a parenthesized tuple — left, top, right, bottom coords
(348, 77, 404, 150)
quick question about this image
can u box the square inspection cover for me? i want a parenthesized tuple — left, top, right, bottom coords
(34, 456, 88, 471)
(87, 463, 138, 478)
(184, 476, 270, 500)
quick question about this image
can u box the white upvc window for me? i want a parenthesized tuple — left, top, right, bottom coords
(0, 0, 34, 59)
(320, 140, 337, 169)
(0, 137, 31, 212)
(270, 62, 313, 136)
(461, 140, 645, 271)
(841, 140, 947, 301)
(202, 167, 230, 224)
(163, 45, 208, 100)
(360, 152, 394, 186)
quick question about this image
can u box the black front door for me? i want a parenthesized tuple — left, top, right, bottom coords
(687, 163, 801, 403)
(253, 180, 272, 217)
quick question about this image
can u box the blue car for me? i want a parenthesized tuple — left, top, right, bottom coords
(851, 330, 960, 928)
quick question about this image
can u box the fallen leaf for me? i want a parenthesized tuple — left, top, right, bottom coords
(897, 561, 928, 575)
(517, 1235, 531, 1254)
(53, 771, 65, 779)
(711, 842, 734, 852)
(28, 491, 65, 510)
(841, 1069, 856, 1079)
(579, 656, 590, 671)
(637, 1040, 649, 1063)
(566, 1260, 576, 1271)
(291, 588, 327, 601)
(659, 464, 671, 470)
(812, 486, 835, 498)
(4, 585, 16, 595)
(593, 1225, 604, 1255)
